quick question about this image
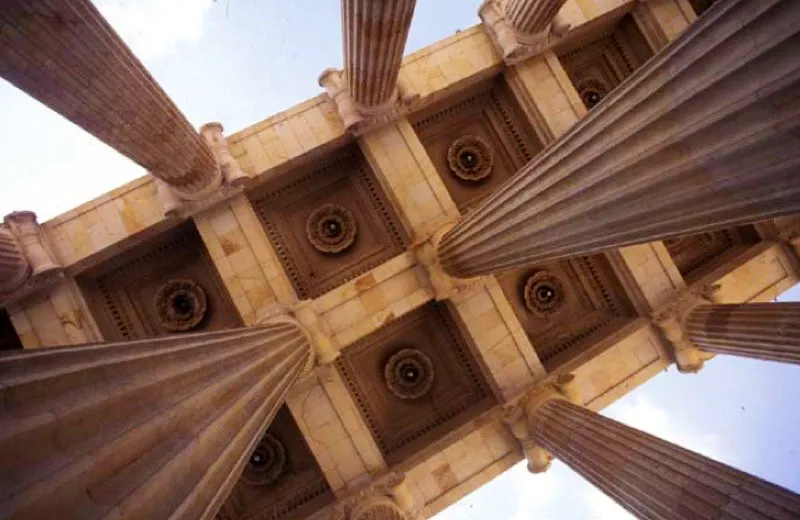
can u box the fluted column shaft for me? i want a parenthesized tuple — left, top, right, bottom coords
(506, 0, 567, 35)
(529, 398, 800, 519)
(0, 0, 218, 199)
(0, 227, 29, 293)
(0, 322, 312, 520)
(438, 0, 800, 278)
(342, 0, 416, 109)
(686, 303, 800, 364)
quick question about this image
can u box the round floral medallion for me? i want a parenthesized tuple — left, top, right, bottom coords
(153, 279, 207, 332)
(384, 348, 435, 400)
(523, 272, 565, 316)
(242, 433, 287, 486)
(577, 79, 608, 109)
(446, 135, 494, 182)
(305, 203, 357, 254)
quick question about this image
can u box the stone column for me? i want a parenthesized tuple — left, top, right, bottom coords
(0, 320, 313, 520)
(525, 390, 800, 519)
(686, 303, 800, 364)
(0, 227, 29, 294)
(343, 0, 415, 110)
(320, 0, 417, 133)
(439, 0, 800, 278)
(506, 0, 567, 36)
(0, 0, 219, 200)
(479, 0, 569, 64)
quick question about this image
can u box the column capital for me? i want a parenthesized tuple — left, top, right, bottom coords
(319, 68, 418, 136)
(479, 0, 569, 65)
(0, 211, 63, 307)
(289, 300, 342, 367)
(414, 223, 490, 300)
(502, 374, 578, 473)
(258, 302, 345, 375)
(652, 286, 718, 373)
(157, 122, 249, 218)
(330, 472, 421, 520)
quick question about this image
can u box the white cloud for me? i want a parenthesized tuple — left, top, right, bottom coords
(606, 395, 725, 462)
(585, 487, 633, 520)
(511, 463, 558, 520)
(94, 0, 213, 59)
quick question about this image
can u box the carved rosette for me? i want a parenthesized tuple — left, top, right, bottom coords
(306, 203, 358, 254)
(384, 348, 435, 400)
(242, 433, 287, 486)
(576, 79, 609, 109)
(153, 279, 208, 332)
(523, 271, 565, 315)
(447, 135, 494, 181)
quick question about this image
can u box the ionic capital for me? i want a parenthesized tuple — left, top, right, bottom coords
(319, 68, 418, 136)
(414, 223, 489, 300)
(257, 302, 344, 375)
(478, 0, 569, 65)
(291, 300, 341, 367)
(0, 212, 63, 306)
(502, 375, 578, 473)
(156, 123, 248, 217)
(652, 286, 718, 373)
(329, 472, 421, 520)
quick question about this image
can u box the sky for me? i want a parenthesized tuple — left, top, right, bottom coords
(1, 1, 798, 519)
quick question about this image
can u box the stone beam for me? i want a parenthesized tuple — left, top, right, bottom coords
(320, 0, 417, 134)
(0, 0, 220, 200)
(438, 0, 800, 278)
(0, 320, 312, 520)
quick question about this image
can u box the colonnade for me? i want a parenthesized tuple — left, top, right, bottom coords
(1, 0, 800, 519)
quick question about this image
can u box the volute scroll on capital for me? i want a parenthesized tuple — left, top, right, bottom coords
(259, 301, 341, 372)
(414, 222, 490, 300)
(325, 472, 422, 520)
(0, 211, 63, 307)
(651, 285, 719, 373)
(502, 375, 579, 473)
(318, 68, 420, 136)
(157, 122, 249, 218)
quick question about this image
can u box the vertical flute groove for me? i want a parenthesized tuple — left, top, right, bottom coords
(342, 0, 416, 109)
(686, 303, 800, 364)
(505, 0, 567, 35)
(0, 322, 311, 520)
